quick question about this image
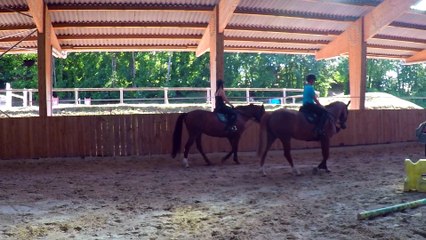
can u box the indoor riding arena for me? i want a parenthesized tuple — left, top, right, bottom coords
(2, 0, 426, 239)
(1, 110, 426, 239)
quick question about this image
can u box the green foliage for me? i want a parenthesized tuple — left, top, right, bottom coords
(0, 54, 38, 89)
(0, 52, 424, 106)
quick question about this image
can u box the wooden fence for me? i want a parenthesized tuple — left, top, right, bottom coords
(0, 86, 305, 107)
(0, 109, 425, 160)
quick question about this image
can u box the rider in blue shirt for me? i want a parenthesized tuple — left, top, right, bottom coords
(302, 74, 328, 136)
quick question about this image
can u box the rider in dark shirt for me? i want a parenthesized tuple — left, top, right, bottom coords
(214, 79, 237, 132)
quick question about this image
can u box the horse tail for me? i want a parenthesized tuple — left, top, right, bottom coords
(257, 112, 271, 157)
(171, 113, 187, 158)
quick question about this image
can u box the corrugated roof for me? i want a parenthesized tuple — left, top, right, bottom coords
(0, 0, 425, 62)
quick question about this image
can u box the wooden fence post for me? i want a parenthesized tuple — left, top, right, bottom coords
(23, 89, 28, 107)
(206, 88, 211, 104)
(5, 83, 12, 108)
(164, 88, 169, 104)
(120, 88, 124, 104)
(74, 88, 79, 104)
(246, 88, 250, 103)
(29, 89, 33, 106)
(282, 88, 287, 106)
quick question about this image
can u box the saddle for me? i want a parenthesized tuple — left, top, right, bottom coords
(299, 105, 320, 124)
(214, 108, 238, 132)
(213, 109, 230, 124)
(216, 112, 228, 123)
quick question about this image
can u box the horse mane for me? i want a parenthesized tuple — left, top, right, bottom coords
(235, 104, 264, 122)
(325, 101, 347, 111)
(326, 101, 342, 107)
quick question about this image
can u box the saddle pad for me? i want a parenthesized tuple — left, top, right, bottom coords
(216, 113, 227, 123)
(299, 106, 318, 124)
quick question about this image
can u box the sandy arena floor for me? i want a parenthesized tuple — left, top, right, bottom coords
(0, 142, 425, 240)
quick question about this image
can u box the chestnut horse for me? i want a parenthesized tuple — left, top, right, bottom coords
(172, 104, 265, 167)
(257, 101, 350, 176)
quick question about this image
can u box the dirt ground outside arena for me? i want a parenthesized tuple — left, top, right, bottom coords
(0, 142, 426, 240)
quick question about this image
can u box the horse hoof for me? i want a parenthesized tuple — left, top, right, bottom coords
(319, 166, 330, 173)
(312, 167, 319, 175)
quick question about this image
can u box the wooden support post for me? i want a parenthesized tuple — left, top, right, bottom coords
(209, 6, 224, 110)
(197, 0, 239, 110)
(348, 18, 366, 110)
(37, 4, 53, 117)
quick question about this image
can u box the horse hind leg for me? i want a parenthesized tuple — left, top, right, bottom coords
(182, 134, 196, 168)
(196, 135, 212, 166)
(281, 138, 301, 176)
(260, 134, 276, 176)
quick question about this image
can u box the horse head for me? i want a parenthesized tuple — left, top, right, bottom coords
(235, 103, 265, 122)
(326, 101, 350, 132)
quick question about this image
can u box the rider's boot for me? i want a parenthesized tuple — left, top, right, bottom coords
(315, 114, 327, 136)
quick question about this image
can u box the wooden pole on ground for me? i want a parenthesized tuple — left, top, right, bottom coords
(358, 199, 426, 220)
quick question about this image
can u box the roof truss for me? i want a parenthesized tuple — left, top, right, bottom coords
(0, 0, 424, 63)
(316, 0, 420, 60)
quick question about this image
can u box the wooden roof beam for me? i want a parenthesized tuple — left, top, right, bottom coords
(225, 47, 317, 55)
(62, 45, 197, 53)
(57, 34, 201, 41)
(53, 22, 207, 29)
(47, 4, 213, 12)
(26, 0, 65, 58)
(196, 0, 240, 57)
(316, 0, 418, 60)
(233, 8, 357, 22)
(364, 0, 419, 39)
(404, 50, 426, 64)
(373, 34, 426, 44)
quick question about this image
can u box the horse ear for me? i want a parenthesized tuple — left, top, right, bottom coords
(346, 101, 351, 107)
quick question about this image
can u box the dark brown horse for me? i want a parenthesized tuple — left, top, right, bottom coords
(172, 104, 265, 167)
(257, 101, 350, 176)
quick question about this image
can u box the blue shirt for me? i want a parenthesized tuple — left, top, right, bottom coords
(303, 84, 315, 105)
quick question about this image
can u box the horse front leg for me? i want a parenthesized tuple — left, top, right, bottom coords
(282, 138, 301, 176)
(222, 135, 241, 164)
(313, 137, 330, 174)
(196, 135, 212, 166)
(221, 151, 233, 163)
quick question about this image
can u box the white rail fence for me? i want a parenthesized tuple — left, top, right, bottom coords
(0, 85, 306, 108)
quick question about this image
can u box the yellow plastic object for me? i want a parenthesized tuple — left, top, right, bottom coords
(404, 159, 426, 192)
